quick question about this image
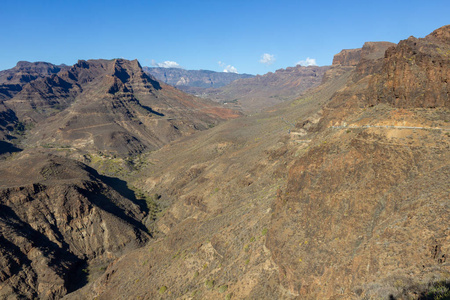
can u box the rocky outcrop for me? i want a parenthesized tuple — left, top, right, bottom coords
(0, 62, 69, 101)
(332, 41, 395, 70)
(332, 48, 362, 66)
(266, 24, 450, 299)
(367, 25, 450, 108)
(0, 153, 149, 299)
(354, 41, 396, 79)
(0, 61, 68, 85)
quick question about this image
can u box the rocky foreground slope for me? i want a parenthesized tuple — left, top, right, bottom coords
(63, 26, 449, 300)
(0, 152, 149, 299)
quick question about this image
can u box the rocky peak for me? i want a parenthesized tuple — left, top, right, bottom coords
(426, 24, 450, 43)
(360, 41, 396, 60)
(332, 48, 362, 66)
(0, 61, 69, 101)
(353, 41, 397, 79)
(367, 25, 450, 108)
(13, 61, 65, 75)
(332, 41, 395, 67)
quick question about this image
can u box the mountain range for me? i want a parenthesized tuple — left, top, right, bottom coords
(143, 67, 254, 90)
(0, 59, 239, 156)
(0, 25, 449, 300)
(196, 65, 331, 112)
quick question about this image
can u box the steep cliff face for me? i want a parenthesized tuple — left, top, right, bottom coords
(0, 153, 149, 299)
(0, 62, 69, 102)
(0, 61, 68, 86)
(367, 25, 450, 108)
(354, 41, 396, 79)
(266, 25, 450, 299)
(332, 48, 362, 66)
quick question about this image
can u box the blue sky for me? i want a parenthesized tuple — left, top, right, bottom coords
(0, 0, 448, 75)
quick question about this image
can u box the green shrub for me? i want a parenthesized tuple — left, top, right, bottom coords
(205, 279, 215, 289)
(159, 286, 167, 294)
(219, 285, 228, 293)
(426, 283, 450, 300)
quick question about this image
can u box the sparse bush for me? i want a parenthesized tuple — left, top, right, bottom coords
(425, 282, 450, 300)
(219, 285, 228, 293)
(205, 279, 215, 289)
(262, 228, 268, 236)
(159, 286, 167, 294)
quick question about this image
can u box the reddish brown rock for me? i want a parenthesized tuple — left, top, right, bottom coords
(332, 48, 362, 66)
(2, 59, 240, 155)
(367, 25, 450, 108)
(0, 152, 149, 299)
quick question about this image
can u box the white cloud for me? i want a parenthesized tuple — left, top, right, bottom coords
(223, 65, 238, 73)
(218, 61, 238, 73)
(259, 53, 275, 65)
(296, 57, 317, 67)
(151, 60, 183, 68)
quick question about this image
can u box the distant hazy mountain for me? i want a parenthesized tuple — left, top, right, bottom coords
(197, 65, 331, 112)
(143, 67, 254, 91)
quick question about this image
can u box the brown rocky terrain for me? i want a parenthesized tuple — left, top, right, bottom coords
(0, 26, 448, 300)
(61, 26, 449, 300)
(0, 59, 240, 156)
(268, 26, 450, 299)
(196, 65, 330, 113)
(0, 62, 70, 143)
(367, 26, 450, 108)
(0, 151, 149, 299)
(0, 61, 69, 102)
(332, 48, 362, 66)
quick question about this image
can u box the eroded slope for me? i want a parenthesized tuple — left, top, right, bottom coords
(0, 152, 149, 299)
